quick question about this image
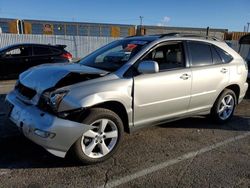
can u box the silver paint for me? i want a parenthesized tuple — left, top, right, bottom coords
(6, 36, 249, 158)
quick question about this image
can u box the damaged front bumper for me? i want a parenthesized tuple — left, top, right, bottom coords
(6, 91, 93, 158)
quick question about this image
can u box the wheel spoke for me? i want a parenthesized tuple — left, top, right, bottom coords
(226, 95, 233, 104)
(221, 98, 227, 106)
(227, 105, 233, 110)
(85, 140, 97, 155)
(218, 107, 225, 114)
(100, 142, 110, 155)
(83, 130, 98, 138)
(99, 119, 108, 133)
(105, 130, 118, 138)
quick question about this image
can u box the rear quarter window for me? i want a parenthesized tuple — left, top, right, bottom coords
(33, 46, 53, 56)
(213, 45, 233, 63)
(50, 48, 62, 55)
(211, 45, 223, 64)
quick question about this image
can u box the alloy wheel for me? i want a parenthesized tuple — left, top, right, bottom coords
(80, 118, 118, 158)
(217, 94, 235, 120)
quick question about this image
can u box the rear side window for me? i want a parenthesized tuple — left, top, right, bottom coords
(188, 41, 212, 67)
(213, 46, 233, 63)
(33, 46, 53, 55)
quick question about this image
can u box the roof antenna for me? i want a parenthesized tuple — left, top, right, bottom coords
(206, 27, 210, 39)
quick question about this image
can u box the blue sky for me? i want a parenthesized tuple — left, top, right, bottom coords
(0, 0, 249, 31)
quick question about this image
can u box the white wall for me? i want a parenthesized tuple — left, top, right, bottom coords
(0, 33, 118, 58)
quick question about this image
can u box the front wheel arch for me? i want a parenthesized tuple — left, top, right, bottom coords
(91, 101, 130, 133)
(71, 107, 124, 164)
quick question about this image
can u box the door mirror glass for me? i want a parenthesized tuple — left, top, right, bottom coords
(138, 60, 159, 74)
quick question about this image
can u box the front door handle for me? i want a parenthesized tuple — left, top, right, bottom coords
(221, 68, 228, 73)
(180, 73, 191, 80)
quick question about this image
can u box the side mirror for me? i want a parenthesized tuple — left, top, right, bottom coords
(138, 60, 159, 74)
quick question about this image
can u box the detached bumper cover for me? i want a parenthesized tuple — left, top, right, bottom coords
(6, 91, 93, 158)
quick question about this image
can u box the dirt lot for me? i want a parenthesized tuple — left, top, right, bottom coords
(0, 80, 249, 188)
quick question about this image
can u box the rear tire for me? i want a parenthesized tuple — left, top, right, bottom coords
(72, 108, 124, 164)
(210, 89, 236, 124)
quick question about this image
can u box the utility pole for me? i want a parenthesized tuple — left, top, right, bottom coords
(139, 16, 144, 26)
(247, 23, 250, 32)
(138, 16, 144, 36)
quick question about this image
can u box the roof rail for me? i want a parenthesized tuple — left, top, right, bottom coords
(158, 32, 180, 37)
(159, 32, 221, 41)
(125, 35, 137, 38)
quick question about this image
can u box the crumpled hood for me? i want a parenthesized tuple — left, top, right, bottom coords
(19, 63, 108, 93)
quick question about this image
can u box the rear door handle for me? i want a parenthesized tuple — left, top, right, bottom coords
(221, 68, 228, 73)
(180, 73, 191, 80)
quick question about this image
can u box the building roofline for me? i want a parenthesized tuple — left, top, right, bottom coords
(22, 19, 135, 27)
(141, 25, 228, 32)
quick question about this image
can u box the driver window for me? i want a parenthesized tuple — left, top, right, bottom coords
(143, 42, 185, 71)
(95, 42, 140, 64)
(95, 45, 123, 63)
(4, 46, 30, 58)
(5, 48, 21, 57)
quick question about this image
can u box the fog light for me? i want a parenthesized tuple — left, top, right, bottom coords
(34, 129, 55, 138)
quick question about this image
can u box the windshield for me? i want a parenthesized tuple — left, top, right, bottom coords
(79, 39, 150, 71)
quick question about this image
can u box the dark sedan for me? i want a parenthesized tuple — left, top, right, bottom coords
(0, 43, 73, 79)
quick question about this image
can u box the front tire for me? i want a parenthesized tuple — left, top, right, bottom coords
(73, 108, 124, 164)
(211, 89, 236, 123)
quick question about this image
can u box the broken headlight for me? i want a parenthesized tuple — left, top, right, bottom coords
(49, 90, 69, 112)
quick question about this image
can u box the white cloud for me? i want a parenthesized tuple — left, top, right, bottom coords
(163, 16, 171, 23)
(157, 16, 171, 26)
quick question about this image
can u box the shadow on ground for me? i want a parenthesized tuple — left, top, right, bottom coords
(0, 114, 249, 169)
(158, 115, 250, 131)
(0, 89, 249, 169)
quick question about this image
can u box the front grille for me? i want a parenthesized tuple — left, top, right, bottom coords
(16, 82, 37, 100)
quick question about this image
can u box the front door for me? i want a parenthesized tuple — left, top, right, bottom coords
(0, 45, 32, 78)
(133, 41, 192, 127)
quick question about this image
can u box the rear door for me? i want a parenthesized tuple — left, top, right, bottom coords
(30, 46, 55, 66)
(187, 41, 230, 112)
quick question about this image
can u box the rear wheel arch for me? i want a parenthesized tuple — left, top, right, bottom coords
(225, 84, 240, 104)
(213, 84, 240, 107)
(210, 84, 240, 119)
(211, 88, 237, 123)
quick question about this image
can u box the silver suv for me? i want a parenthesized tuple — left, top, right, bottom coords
(6, 34, 248, 164)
